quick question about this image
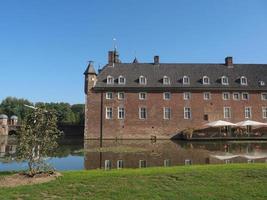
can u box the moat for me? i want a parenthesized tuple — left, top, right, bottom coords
(1, 135, 267, 171)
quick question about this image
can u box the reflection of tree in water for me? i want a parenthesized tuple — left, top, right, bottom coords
(0, 136, 84, 163)
(50, 136, 84, 158)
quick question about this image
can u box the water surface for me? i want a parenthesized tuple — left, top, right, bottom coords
(1, 136, 267, 171)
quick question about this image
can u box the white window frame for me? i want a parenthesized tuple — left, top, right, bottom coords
(163, 92, 171, 100)
(221, 76, 229, 85)
(233, 92, 240, 100)
(118, 107, 125, 119)
(261, 93, 267, 100)
(242, 92, 249, 100)
(106, 92, 113, 100)
(222, 92, 230, 100)
(107, 75, 114, 84)
(163, 107, 171, 120)
(139, 92, 147, 100)
(184, 107, 191, 119)
(262, 107, 267, 119)
(105, 107, 113, 119)
(245, 107, 252, 119)
(139, 107, 147, 119)
(240, 76, 248, 85)
(183, 76, 190, 85)
(202, 76, 210, 85)
(118, 75, 126, 85)
(183, 92, 191, 100)
(163, 76, 170, 85)
(139, 75, 147, 85)
(224, 107, 231, 119)
(117, 92, 125, 100)
(259, 81, 265, 86)
(203, 92, 211, 100)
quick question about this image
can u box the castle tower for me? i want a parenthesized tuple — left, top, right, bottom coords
(0, 114, 9, 136)
(10, 115, 18, 126)
(84, 61, 97, 137)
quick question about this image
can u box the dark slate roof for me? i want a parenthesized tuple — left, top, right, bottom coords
(84, 61, 96, 75)
(93, 63, 267, 91)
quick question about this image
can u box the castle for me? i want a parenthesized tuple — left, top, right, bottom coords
(84, 50, 267, 139)
(0, 114, 18, 136)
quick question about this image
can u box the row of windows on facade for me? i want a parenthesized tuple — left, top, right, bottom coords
(106, 92, 267, 101)
(104, 159, 264, 169)
(104, 159, 193, 170)
(106, 75, 265, 86)
(105, 106, 267, 120)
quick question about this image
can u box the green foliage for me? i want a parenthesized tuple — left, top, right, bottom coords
(17, 107, 62, 176)
(0, 97, 33, 120)
(0, 97, 85, 125)
(0, 164, 267, 199)
(71, 104, 85, 125)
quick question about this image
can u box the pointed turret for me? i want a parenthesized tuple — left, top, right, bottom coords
(84, 61, 96, 75)
(84, 61, 97, 94)
(133, 57, 139, 63)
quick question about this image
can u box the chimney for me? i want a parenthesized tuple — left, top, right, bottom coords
(108, 51, 115, 64)
(225, 56, 233, 67)
(108, 50, 120, 65)
(154, 55, 159, 65)
(114, 51, 120, 63)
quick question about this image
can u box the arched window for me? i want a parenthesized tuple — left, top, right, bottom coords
(139, 75, 147, 85)
(221, 76, 229, 85)
(183, 76, 190, 85)
(118, 75, 126, 84)
(202, 76, 210, 85)
(240, 76, 247, 85)
(163, 76, 170, 85)
(107, 75, 114, 84)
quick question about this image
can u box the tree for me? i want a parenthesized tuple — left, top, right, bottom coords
(35, 102, 79, 124)
(71, 104, 85, 125)
(0, 97, 33, 120)
(17, 107, 62, 176)
(0, 97, 85, 125)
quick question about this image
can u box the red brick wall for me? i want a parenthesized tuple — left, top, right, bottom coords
(85, 90, 267, 139)
(85, 90, 102, 139)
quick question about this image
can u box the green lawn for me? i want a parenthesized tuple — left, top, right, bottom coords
(0, 164, 267, 200)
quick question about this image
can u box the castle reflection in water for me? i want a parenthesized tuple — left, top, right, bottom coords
(84, 140, 267, 170)
(1, 136, 267, 171)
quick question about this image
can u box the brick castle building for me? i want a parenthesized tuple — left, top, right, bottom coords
(84, 50, 267, 139)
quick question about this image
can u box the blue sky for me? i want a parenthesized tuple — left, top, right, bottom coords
(0, 0, 267, 104)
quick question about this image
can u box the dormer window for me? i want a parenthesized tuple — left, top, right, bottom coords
(221, 76, 229, 85)
(163, 76, 170, 85)
(107, 75, 114, 84)
(240, 76, 247, 85)
(183, 76, 190, 85)
(118, 75, 126, 84)
(202, 76, 210, 85)
(259, 81, 265, 86)
(139, 76, 147, 85)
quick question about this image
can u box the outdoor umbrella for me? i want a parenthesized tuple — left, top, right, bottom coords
(205, 120, 236, 137)
(236, 120, 266, 127)
(206, 120, 236, 127)
(236, 120, 267, 136)
(211, 153, 239, 160)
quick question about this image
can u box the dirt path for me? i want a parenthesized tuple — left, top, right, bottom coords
(0, 172, 61, 187)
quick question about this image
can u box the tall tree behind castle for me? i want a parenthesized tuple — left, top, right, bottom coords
(0, 97, 84, 125)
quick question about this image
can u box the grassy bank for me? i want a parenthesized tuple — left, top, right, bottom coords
(0, 164, 267, 200)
